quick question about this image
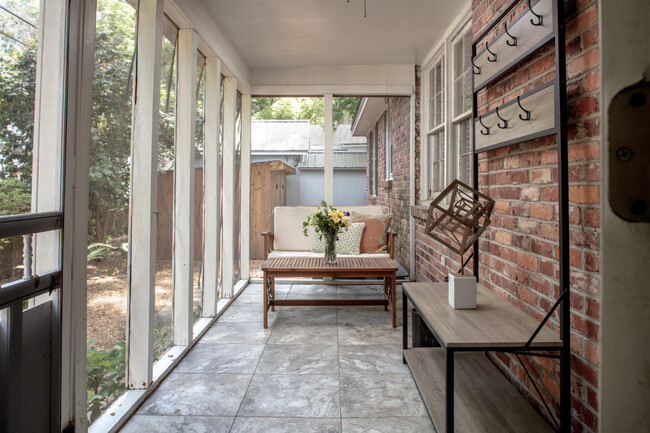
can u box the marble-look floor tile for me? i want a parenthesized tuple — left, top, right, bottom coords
(342, 417, 434, 433)
(338, 322, 402, 346)
(288, 283, 338, 299)
(230, 417, 341, 433)
(257, 344, 339, 375)
(268, 322, 338, 345)
(336, 306, 398, 325)
(340, 374, 426, 418)
(276, 305, 338, 323)
(174, 343, 264, 373)
(339, 344, 410, 375)
(238, 374, 340, 418)
(219, 304, 278, 323)
(199, 322, 271, 344)
(137, 373, 251, 416)
(119, 415, 233, 433)
(337, 284, 385, 299)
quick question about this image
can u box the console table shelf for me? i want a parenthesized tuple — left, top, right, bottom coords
(404, 348, 553, 433)
(403, 282, 564, 432)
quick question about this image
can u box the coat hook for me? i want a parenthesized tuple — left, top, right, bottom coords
(517, 96, 531, 121)
(505, 23, 517, 46)
(486, 41, 497, 62)
(479, 115, 490, 135)
(472, 57, 481, 74)
(496, 106, 508, 129)
(528, 0, 543, 26)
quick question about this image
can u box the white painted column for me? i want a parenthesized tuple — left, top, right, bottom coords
(32, 0, 67, 276)
(60, 0, 97, 429)
(221, 77, 237, 298)
(201, 57, 222, 316)
(172, 29, 197, 346)
(240, 94, 251, 279)
(126, 0, 163, 389)
(324, 94, 334, 204)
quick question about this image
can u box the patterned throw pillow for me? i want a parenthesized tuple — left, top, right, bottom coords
(349, 212, 392, 253)
(311, 223, 365, 255)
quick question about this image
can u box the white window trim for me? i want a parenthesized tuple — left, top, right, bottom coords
(419, 15, 474, 204)
(385, 106, 393, 181)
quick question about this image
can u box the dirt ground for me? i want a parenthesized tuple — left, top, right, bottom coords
(87, 255, 263, 351)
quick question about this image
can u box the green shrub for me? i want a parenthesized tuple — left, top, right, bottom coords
(87, 340, 126, 424)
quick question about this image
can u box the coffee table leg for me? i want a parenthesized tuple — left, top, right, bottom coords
(263, 272, 269, 328)
(391, 273, 397, 328)
(271, 278, 276, 312)
(383, 276, 389, 311)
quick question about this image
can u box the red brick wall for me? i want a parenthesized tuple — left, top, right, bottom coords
(366, 97, 412, 271)
(411, 1, 602, 432)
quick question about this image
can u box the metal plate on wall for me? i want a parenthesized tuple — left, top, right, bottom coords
(608, 81, 650, 222)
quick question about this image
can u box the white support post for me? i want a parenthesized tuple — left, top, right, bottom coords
(32, 0, 66, 277)
(409, 94, 417, 278)
(172, 29, 197, 346)
(324, 94, 334, 204)
(240, 94, 251, 280)
(201, 57, 222, 316)
(221, 77, 237, 298)
(126, 0, 163, 389)
(59, 0, 97, 429)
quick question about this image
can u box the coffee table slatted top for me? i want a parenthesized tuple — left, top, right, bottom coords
(262, 257, 398, 272)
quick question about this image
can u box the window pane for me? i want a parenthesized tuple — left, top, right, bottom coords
(428, 130, 445, 196)
(86, 0, 135, 424)
(154, 28, 178, 361)
(453, 30, 472, 116)
(428, 59, 444, 129)
(457, 118, 472, 185)
(0, 2, 38, 215)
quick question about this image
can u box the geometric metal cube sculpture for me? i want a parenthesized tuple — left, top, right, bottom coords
(425, 179, 495, 274)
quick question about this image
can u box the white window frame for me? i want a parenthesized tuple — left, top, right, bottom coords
(420, 15, 474, 202)
(385, 105, 393, 181)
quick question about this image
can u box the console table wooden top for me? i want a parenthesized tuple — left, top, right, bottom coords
(403, 282, 562, 349)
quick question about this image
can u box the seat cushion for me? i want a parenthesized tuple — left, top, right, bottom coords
(273, 205, 384, 251)
(267, 250, 391, 259)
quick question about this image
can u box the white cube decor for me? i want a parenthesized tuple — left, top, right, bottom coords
(448, 273, 477, 309)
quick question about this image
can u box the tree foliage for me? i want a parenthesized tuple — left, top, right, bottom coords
(252, 96, 360, 128)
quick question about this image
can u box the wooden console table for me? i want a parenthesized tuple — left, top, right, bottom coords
(262, 257, 398, 328)
(402, 282, 564, 433)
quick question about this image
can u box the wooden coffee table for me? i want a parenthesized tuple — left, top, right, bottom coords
(262, 257, 398, 328)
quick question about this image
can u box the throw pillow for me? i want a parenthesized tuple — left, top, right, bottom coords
(350, 212, 392, 253)
(311, 223, 365, 255)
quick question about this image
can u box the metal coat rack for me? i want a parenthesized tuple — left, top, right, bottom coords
(470, 0, 570, 431)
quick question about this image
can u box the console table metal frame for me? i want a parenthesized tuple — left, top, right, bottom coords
(403, 282, 564, 433)
(262, 257, 398, 328)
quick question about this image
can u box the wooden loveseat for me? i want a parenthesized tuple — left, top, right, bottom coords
(262, 205, 396, 260)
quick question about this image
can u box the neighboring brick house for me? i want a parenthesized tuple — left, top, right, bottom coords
(352, 0, 602, 431)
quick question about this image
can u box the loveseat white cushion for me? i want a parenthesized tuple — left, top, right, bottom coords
(272, 205, 384, 252)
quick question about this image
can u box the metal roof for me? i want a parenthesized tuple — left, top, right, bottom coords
(298, 152, 366, 169)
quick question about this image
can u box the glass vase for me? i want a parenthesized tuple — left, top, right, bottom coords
(324, 233, 337, 264)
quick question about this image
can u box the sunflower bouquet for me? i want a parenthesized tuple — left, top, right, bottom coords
(303, 201, 351, 239)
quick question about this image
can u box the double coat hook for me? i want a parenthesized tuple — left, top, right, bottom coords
(486, 41, 497, 62)
(479, 115, 490, 136)
(505, 23, 517, 46)
(528, 0, 543, 26)
(517, 96, 531, 121)
(496, 106, 508, 129)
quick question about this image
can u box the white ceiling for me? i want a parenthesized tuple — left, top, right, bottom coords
(202, 0, 469, 69)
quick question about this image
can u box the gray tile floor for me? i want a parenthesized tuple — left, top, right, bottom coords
(119, 283, 435, 433)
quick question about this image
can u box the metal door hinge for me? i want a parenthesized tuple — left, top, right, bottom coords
(608, 80, 650, 222)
